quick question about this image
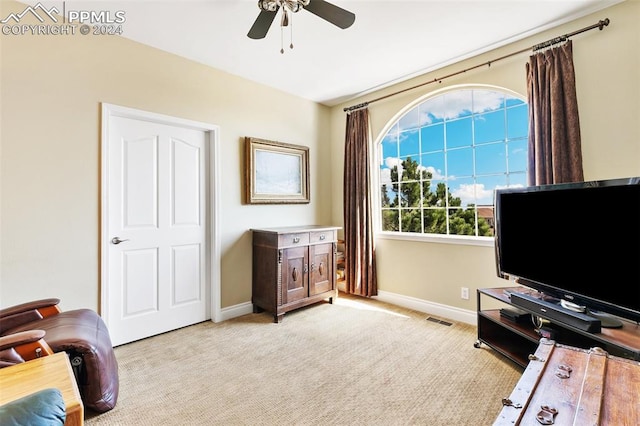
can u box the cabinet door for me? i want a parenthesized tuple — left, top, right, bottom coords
(309, 243, 334, 295)
(282, 246, 308, 304)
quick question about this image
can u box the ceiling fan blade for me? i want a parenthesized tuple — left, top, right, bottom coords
(304, 0, 355, 29)
(247, 8, 279, 39)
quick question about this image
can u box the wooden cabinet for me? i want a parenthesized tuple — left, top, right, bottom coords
(476, 287, 640, 368)
(252, 226, 340, 323)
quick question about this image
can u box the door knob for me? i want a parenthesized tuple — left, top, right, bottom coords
(111, 237, 130, 245)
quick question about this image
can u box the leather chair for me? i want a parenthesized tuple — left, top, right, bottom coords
(0, 299, 119, 413)
(0, 329, 54, 367)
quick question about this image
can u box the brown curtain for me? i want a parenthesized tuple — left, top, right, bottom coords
(343, 108, 377, 297)
(526, 40, 584, 186)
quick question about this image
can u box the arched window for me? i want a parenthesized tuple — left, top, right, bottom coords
(378, 87, 528, 238)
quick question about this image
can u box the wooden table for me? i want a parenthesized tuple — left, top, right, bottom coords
(0, 352, 84, 426)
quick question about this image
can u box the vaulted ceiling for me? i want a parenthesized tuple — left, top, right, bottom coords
(37, 0, 623, 106)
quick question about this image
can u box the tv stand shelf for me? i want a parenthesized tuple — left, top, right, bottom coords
(475, 287, 640, 368)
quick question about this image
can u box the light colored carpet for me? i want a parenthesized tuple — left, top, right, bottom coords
(86, 294, 522, 425)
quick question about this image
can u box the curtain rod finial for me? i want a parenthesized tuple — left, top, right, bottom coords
(599, 18, 610, 30)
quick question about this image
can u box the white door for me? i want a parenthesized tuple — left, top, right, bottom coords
(103, 106, 215, 346)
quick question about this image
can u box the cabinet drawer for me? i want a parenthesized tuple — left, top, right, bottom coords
(278, 232, 309, 248)
(310, 230, 335, 244)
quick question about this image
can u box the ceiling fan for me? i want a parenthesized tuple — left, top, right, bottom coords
(247, 0, 355, 43)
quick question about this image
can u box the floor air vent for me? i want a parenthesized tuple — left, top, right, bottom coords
(426, 317, 452, 326)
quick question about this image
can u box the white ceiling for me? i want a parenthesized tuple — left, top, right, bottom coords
(37, 0, 621, 106)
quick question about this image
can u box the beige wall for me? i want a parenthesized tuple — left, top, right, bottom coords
(0, 0, 332, 311)
(329, 0, 640, 312)
(1, 1, 638, 320)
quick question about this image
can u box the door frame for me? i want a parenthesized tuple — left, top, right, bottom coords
(100, 102, 222, 327)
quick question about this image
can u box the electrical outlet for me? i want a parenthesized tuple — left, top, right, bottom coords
(461, 287, 469, 300)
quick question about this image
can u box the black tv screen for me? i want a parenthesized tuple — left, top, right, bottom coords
(494, 176, 640, 324)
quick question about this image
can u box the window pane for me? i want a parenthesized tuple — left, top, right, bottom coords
(505, 96, 525, 107)
(474, 110, 505, 144)
(421, 123, 444, 151)
(399, 107, 420, 130)
(401, 209, 422, 232)
(446, 147, 473, 177)
(423, 208, 447, 234)
(478, 207, 495, 237)
(381, 184, 394, 207)
(399, 180, 421, 207)
(446, 117, 472, 148)
(380, 161, 392, 189)
(508, 139, 527, 173)
(382, 209, 399, 231)
(422, 179, 442, 207)
(507, 172, 527, 188)
(476, 143, 506, 175)
(381, 130, 398, 160)
(390, 158, 403, 183)
(473, 90, 504, 113)
(444, 90, 473, 118)
(507, 104, 528, 139)
(447, 207, 470, 236)
(381, 157, 400, 184)
(420, 152, 445, 180)
(419, 97, 445, 125)
(449, 176, 474, 208)
(475, 175, 503, 206)
(399, 129, 419, 157)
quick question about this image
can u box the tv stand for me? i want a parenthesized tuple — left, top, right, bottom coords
(475, 287, 640, 368)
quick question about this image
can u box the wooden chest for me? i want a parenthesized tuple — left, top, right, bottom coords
(494, 338, 640, 426)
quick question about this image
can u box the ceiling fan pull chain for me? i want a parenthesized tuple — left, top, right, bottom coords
(280, 25, 284, 54)
(290, 13, 294, 50)
(280, 6, 289, 54)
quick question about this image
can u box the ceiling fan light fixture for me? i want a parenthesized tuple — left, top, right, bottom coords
(283, 1, 302, 13)
(249, 0, 355, 46)
(258, 0, 278, 12)
(281, 9, 289, 26)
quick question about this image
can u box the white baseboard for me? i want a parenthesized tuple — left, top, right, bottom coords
(214, 292, 477, 326)
(214, 301, 254, 322)
(375, 290, 477, 326)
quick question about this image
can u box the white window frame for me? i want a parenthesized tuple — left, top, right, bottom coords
(372, 84, 528, 247)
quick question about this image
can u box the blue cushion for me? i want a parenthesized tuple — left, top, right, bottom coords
(0, 388, 66, 426)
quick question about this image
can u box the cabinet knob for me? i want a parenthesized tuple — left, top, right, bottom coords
(292, 237, 300, 244)
(319, 234, 326, 240)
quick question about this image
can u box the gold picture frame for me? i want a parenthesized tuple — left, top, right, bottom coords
(245, 137, 310, 204)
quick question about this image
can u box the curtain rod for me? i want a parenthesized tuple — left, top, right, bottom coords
(344, 18, 610, 113)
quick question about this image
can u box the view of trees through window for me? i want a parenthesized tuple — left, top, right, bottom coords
(379, 88, 529, 237)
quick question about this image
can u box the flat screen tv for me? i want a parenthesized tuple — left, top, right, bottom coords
(494, 176, 640, 327)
